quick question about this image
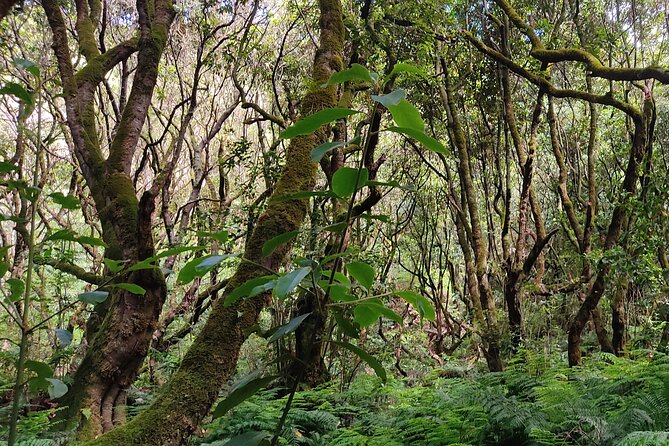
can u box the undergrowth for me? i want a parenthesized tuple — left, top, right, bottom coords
(196, 352, 669, 446)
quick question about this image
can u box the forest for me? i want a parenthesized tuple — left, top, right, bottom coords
(2, 0, 669, 444)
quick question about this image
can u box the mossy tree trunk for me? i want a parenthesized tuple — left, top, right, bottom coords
(42, 0, 174, 437)
(83, 1, 344, 444)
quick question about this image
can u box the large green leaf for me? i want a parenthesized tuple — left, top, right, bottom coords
(25, 360, 53, 378)
(326, 63, 376, 86)
(115, 283, 146, 295)
(279, 108, 359, 140)
(346, 261, 375, 290)
(0, 82, 33, 108)
(387, 62, 429, 79)
(14, 58, 40, 77)
(267, 312, 312, 343)
(49, 192, 80, 210)
(224, 276, 276, 306)
(0, 161, 18, 173)
(387, 99, 424, 131)
(212, 375, 277, 418)
(7, 278, 24, 302)
(262, 230, 300, 257)
(332, 167, 368, 198)
(177, 254, 236, 285)
(55, 329, 73, 348)
(387, 126, 448, 154)
(274, 266, 311, 298)
(46, 378, 68, 399)
(47, 229, 107, 248)
(334, 341, 386, 382)
(78, 290, 109, 304)
(371, 88, 406, 107)
(396, 290, 436, 321)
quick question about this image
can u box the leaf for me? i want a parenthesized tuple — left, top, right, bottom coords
(312, 141, 345, 162)
(14, 58, 40, 77)
(365, 180, 416, 191)
(177, 254, 236, 285)
(81, 408, 92, 420)
(334, 341, 386, 382)
(332, 167, 368, 198)
(47, 229, 107, 248)
(274, 266, 311, 298)
(0, 161, 18, 173)
(7, 278, 24, 302)
(267, 312, 312, 343)
(279, 108, 359, 139)
(333, 309, 360, 338)
(115, 283, 146, 295)
(49, 192, 80, 209)
(224, 276, 276, 306)
(395, 290, 436, 321)
(249, 280, 276, 298)
(329, 284, 356, 302)
(387, 99, 424, 131)
(221, 431, 271, 446)
(77, 290, 109, 304)
(353, 303, 380, 327)
(103, 258, 124, 273)
(25, 360, 53, 378)
(152, 246, 206, 260)
(212, 376, 277, 418)
(197, 230, 229, 244)
(371, 88, 406, 107)
(326, 63, 376, 86)
(387, 126, 448, 154)
(0, 82, 33, 108)
(346, 261, 375, 290)
(387, 62, 429, 79)
(55, 328, 73, 348)
(46, 378, 68, 399)
(262, 230, 300, 257)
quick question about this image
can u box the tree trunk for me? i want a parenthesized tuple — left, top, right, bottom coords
(83, 1, 344, 444)
(611, 279, 629, 355)
(43, 0, 175, 436)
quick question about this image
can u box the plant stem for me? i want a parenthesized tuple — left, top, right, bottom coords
(8, 72, 42, 446)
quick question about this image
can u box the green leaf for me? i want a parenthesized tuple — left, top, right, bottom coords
(25, 360, 53, 378)
(326, 63, 376, 86)
(0, 161, 18, 173)
(274, 266, 311, 298)
(221, 431, 271, 446)
(55, 328, 73, 348)
(7, 278, 24, 302)
(103, 258, 124, 273)
(267, 312, 311, 343)
(387, 126, 448, 154)
(212, 375, 277, 418)
(332, 167, 368, 198)
(115, 283, 146, 295)
(249, 280, 277, 298)
(47, 229, 107, 248)
(78, 290, 109, 304)
(47, 378, 68, 399)
(353, 303, 380, 327)
(152, 246, 206, 260)
(371, 88, 406, 107)
(365, 180, 416, 191)
(395, 290, 436, 321)
(346, 261, 375, 290)
(311, 135, 362, 162)
(334, 341, 386, 382)
(333, 309, 360, 338)
(49, 192, 80, 209)
(197, 230, 228, 244)
(224, 276, 276, 306)
(329, 284, 356, 302)
(262, 230, 300, 257)
(387, 62, 429, 79)
(177, 254, 236, 285)
(387, 99, 424, 131)
(14, 58, 40, 77)
(279, 108, 359, 139)
(0, 82, 33, 108)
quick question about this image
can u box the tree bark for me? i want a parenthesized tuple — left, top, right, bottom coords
(83, 1, 344, 444)
(43, 0, 175, 436)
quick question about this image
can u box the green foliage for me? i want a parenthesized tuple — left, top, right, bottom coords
(198, 354, 669, 446)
